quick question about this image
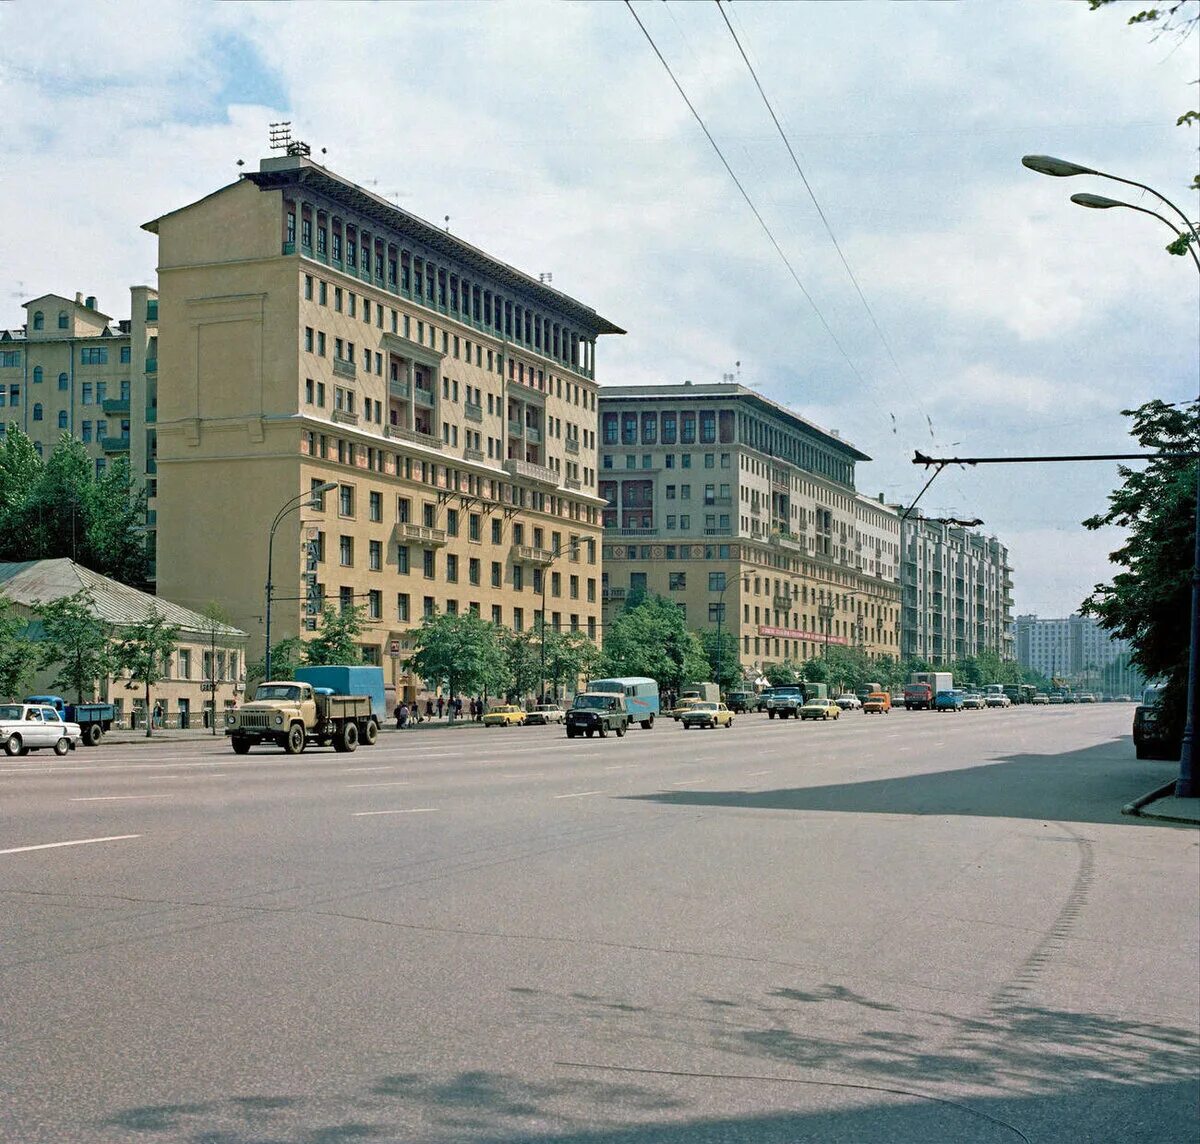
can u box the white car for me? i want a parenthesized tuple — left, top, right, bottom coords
(834, 694, 862, 711)
(1, 703, 83, 756)
(984, 693, 1012, 708)
(525, 704, 566, 725)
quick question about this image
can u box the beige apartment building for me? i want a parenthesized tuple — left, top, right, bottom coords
(144, 148, 621, 701)
(598, 383, 902, 679)
(0, 288, 160, 575)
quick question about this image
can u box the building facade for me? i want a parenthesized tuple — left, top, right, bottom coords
(0, 289, 160, 576)
(899, 511, 1014, 663)
(1014, 612, 1140, 693)
(1, 558, 246, 728)
(144, 149, 621, 701)
(597, 383, 902, 678)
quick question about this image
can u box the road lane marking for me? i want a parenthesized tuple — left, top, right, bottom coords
(346, 781, 410, 788)
(343, 766, 396, 773)
(553, 790, 604, 799)
(69, 794, 173, 802)
(746, 770, 772, 776)
(351, 808, 437, 816)
(1, 834, 141, 855)
(671, 779, 709, 786)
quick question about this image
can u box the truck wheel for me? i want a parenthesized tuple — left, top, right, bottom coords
(641, 716, 654, 730)
(284, 723, 306, 755)
(4, 734, 22, 757)
(336, 721, 359, 753)
(84, 723, 104, 746)
(616, 723, 626, 738)
(768, 710, 776, 719)
(566, 728, 577, 739)
(54, 737, 71, 756)
(231, 736, 252, 755)
(598, 724, 608, 738)
(361, 718, 379, 745)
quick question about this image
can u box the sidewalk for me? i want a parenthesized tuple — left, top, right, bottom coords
(1123, 778, 1200, 826)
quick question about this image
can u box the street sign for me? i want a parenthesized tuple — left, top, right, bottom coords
(200, 681, 216, 692)
(389, 640, 401, 656)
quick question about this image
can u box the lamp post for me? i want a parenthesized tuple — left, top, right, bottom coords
(539, 539, 585, 704)
(265, 482, 338, 682)
(819, 596, 836, 659)
(712, 572, 729, 695)
(1023, 154, 1199, 798)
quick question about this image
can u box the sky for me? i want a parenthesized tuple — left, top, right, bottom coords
(1, 0, 1196, 618)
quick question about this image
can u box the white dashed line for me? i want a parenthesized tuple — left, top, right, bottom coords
(746, 770, 772, 776)
(671, 779, 709, 786)
(342, 766, 396, 773)
(346, 781, 410, 788)
(553, 790, 604, 799)
(351, 808, 437, 816)
(69, 794, 173, 802)
(1, 834, 141, 855)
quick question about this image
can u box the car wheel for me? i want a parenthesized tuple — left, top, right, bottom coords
(85, 722, 104, 746)
(54, 737, 71, 756)
(587, 729, 595, 738)
(284, 723, 306, 755)
(616, 723, 626, 738)
(231, 736, 252, 755)
(3, 734, 22, 757)
(566, 728, 576, 738)
(768, 711, 775, 719)
(362, 719, 379, 745)
(727, 718, 733, 728)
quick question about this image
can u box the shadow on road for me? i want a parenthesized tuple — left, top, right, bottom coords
(622, 739, 1183, 827)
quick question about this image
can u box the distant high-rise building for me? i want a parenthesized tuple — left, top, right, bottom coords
(1015, 613, 1140, 693)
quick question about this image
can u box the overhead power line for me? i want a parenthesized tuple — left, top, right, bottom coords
(623, 0, 868, 387)
(715, 0, 910, 387)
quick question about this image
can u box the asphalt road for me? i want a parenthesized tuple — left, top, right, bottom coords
(1, 705, 1197, 1143)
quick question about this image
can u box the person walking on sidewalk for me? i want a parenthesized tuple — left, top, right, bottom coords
(437, 695, 445, 719)
(425, 698, 434, 721)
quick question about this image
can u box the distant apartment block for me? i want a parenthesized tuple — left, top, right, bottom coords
(0, 288, 160, 576)
(597, 383, 902, 675)
(899, 511, 1014, 663)
(1015, 612, 1139, 691)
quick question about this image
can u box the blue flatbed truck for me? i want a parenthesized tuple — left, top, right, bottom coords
(26, 695, 117, 746)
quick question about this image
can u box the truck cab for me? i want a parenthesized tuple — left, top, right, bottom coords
(226, 682, 377, 755)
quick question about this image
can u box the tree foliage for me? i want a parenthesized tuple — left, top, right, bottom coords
(544, 627, 601, 699)
(0, 597, 39, 701)
(1082, 399, 1198, 739)
(247, 637, 305, 688)
(699, 628, 741, 691)
(409, 611, 506, 704)
(597, 595, 708, 693)
(111, 609, 181, 737)
(501, 628, 542, 701)
(304, 604, 367, 665)
(0, 429, 149, 586)
(35, 590, 113, 703)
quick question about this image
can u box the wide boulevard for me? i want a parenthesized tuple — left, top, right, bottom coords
(1, 705, 1197, 1143)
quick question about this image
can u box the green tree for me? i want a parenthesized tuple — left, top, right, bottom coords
(35, 590, 113, 704)
(502, 628, 542, 702)
(409, 611, 506, 712)
(304, 604, 367, 665)
(246, 636, 305, 689)
(699, 628, 741, 691)
(545, 627, 601, 700)
(1082, 399, 1198, 745)
(0, 598, 39, 701)
(598, 596, 707, 693)
(112, 609, 181, 737)
(765, 660, 801, 686)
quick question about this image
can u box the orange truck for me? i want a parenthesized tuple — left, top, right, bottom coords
(863, 691, 891, 714)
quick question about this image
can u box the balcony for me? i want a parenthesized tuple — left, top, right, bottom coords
(332, 356, 356, 380)
(464, 446, 485, 462)
(610, 526, 657, 537)
(101, 397, 129, 416)
(564, 476, 582, 490)
(703, 527, 732, 536)
(704, 496, 733, 507)
(564, 437, 579, 455)
(773, 595, 794, 611)
(525, 426, 542, 444)
(145, 407, 157, 423)
(413, 385, 434, 407)
(144, 358, 157, 373)
(386, 424, 442, 450)
(395, 522, 447, 547)
(770, 530, 805, 553)
(602, 587, 627, 601)
(332, 409, 359, 426)
(389, 380, 410, 400)
(515, 544, 555, 566)
(503, 458, 557, 486)
(507, 420, 525, 438)
(464, 402, 483, 423)
(101, 435, 130, 452)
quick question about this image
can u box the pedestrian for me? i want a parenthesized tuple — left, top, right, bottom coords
(398, 702, 409, 729)
(153, 703, 163, 729)
(437, 695, 444, 719)
(425, 698, 434, 720)
(393, 703, 404, 730)
(411, 704, 422, 725)
(454, 696, 463, 720)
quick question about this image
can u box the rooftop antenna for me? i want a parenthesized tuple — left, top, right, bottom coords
(444, 215, 451, 232)
(539, 272, 553, 285)
(268, 121, 310, 157)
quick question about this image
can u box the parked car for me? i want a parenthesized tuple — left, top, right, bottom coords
(482, 705, 526, 727)
(799, 698, 841, 721)
(524, 704, 565, 726)
(961, 692, 986, 710)
(0, 703, 83, 757)
(1133, 702, 1182, 761)
(1031, 693, 1050, 705)
(984, 693, 1012, 708)
(1048, 694, 1065, 705)
(834, 694, 862, 711)
(934, 690, 966, 712)
(565, 692, 629, 738)
(1077, 693, 1097, 704)
(862, 691, 891, 714)
(680, 701, 734, 730)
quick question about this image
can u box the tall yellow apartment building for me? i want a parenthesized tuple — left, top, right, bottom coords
(144, 149, 622, 699)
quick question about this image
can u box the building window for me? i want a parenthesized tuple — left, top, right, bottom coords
(669, 572, 686, 590)
(369, 490, 382, 522)
(57, 410, 68, 429)
(32, 403, 43, 421)
(339, 536, 354, 566)
(339, 586, 354, 612)
(32, 366, 43, 383)
(423, 549, 436, 578)
(338, 485, 354, 517)
(397, 593, 410, 621)
(57, 373, 68, 391)
(80, 347, 108, 365)
(367, 589, 382, 620)
(397, 545, 409, 574)
(446, 554, 459, 583)
(32, 311, 44, 330)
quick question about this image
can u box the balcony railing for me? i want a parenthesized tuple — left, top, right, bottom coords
(144, 358, 157, 373)
(773, 596, 794, 611)
(332, 409, 359, 425)
(602, 587, 627, 600)
(389, 380, 410, 400)
(770, 531, 805, 552)
(386, 424, 442, 450)
(525, 426, 542, 444)
(464, 446, 484, 462)
(515, 544, 555, 565)
(413, 386, 434, 407)
(507, 420, 525, 438)
(564, 437, 579, 455)
(464, 402, 483, 423)
(704, 527, 732, 536)
(503, 458, 557, 486)
(101, 397, 129, 416)
(332, 357, 356, 379)
(610, 526, 657, 537)
(395, 522, 447, 546)
(564, 476, 581, 490)
(101, 436, 130, 452)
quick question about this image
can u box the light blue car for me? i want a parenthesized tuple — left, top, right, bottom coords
(934, 690, 966, 712)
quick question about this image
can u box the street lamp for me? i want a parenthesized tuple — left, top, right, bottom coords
(712, 572, 730, 695)
(1023, 154, 1200, 798)
(265, 482, 337, 682)
(539, 538, 586, 704)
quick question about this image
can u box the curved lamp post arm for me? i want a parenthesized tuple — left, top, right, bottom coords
(1070, 193, 1200, 274)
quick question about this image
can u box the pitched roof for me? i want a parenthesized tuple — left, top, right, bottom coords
(0, 559, 245, 639)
